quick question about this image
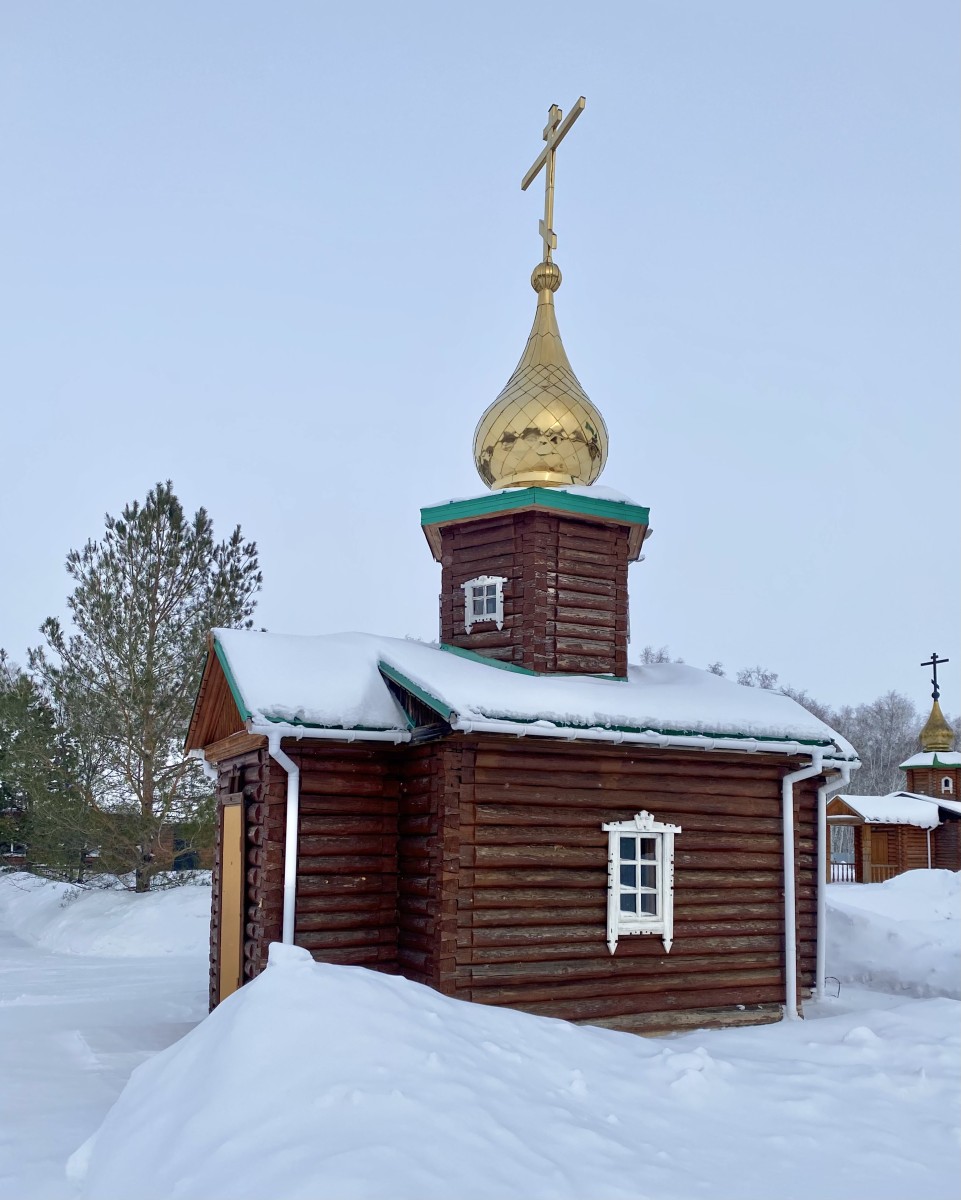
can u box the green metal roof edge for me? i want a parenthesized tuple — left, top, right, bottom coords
(421, 487, 649, 529)
(439, 642, 628, 682)
(377, 660, 455, 723)
(900, 751, 959, 770)
(212, 636, 252, 723)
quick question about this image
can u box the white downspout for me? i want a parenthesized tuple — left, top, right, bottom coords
(266, 732, 301, 945)
(782, 752, 823, 1020)
(926, 828, 932, 869)
(816, 764, 851, 999)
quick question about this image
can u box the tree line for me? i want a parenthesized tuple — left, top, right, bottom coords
(1, 483, 953, 891)
(641, 645, 959, 795)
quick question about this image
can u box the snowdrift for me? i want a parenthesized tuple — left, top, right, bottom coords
(827, 870, 960, 999)
(0, 871, 210, 958)
(71, 941, 960, 1200)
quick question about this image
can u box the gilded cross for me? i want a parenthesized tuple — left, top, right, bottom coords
(521, 96, 586, 262)
(921, 652, 950, 701)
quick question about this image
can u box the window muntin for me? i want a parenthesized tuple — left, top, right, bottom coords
(462, 575, 506, 633)
(602, 811, 680, 954)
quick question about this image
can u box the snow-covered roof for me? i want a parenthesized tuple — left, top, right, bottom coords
(832, 793, 942, 829)
(900, 750, 961, 770)
(212, 629, 857, 759)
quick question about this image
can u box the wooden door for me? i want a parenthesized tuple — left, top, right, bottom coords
(218, 796, 245, 1002)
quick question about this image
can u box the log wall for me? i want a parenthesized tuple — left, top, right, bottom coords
(932, 820, 961, 870)
(211, 733, 823, 1034)
(905, 766, 960, 800)
(445, 738, 817, 1034)
(438, 511, 633, 677)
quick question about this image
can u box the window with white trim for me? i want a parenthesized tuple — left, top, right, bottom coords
(941, 776, 954, 795)
(462, 575, 506, 633)
(602, 811, 681, 954)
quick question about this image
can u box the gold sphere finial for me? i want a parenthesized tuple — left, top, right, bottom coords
(531, 261, 562, 293)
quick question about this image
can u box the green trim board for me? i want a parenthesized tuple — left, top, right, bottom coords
(420, 487, 650, 530)
(377, 661, 455, 723)
(439, 642, 627, 682)
(213, 638, 253, 723)
(900, 752, 961, 770)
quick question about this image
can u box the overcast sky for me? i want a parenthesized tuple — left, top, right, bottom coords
(2, 1, 958, 713)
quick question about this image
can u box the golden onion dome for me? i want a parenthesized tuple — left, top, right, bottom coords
(919, 698, 955, 752)
(473, 261, 608, 490)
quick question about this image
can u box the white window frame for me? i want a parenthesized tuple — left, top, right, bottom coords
(462, 575, 506, 633)
(941, 776, 954, 795)
(602, 810, 680, 954)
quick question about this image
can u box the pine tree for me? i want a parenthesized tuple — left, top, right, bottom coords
(29, 482, 261, 891)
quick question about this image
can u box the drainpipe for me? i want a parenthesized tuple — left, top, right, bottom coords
(782, 752, 823, 1020)
(247, 723, 410, 947)
(816, 764, 851, 999)
(265, 733, 301, 945)
(926, 828, 932, 869)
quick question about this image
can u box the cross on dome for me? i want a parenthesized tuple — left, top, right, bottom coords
(521, 96, 586, 264)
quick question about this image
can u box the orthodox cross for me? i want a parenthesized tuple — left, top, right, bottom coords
(521, 96, 586, 263)
(921, 652, 949, 701)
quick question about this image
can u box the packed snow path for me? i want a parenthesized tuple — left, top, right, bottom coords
(0, 926, 206, 1200)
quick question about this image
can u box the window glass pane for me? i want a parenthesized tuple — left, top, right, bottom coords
(619, 836, 636, 860)
(639, 865, 657, 889)
(620, 893, 637, 913)
(639, 837, 657, 860)
(640, 893, 658, 915)
(619, 864, 636, 888)
(485, 596, 496, 613)
(485, 585, 496, 598)
(472, 599, 484, 615)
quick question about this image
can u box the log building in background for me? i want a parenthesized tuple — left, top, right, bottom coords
(826, 702, 961, 883)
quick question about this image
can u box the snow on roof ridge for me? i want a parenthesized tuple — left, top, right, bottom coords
(834, 792, 942, 829)
(211, 627, 855, 755)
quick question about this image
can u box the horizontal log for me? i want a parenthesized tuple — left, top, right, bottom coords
(472, 805, 782, 834)
(295, 909, 395, 934)
(553, 607, 616, 630)
(299, 815, 394, 837)
(473, 747, 786, 778)
(302, 944, 396, 966)
(477, 968, 783, 1012)
(529, 984, 783, 1022)
(296, 855, 398, 875)
(298, 796, 398, 818)
(471, 775, 781, 805)
(467, 933, 782, 970)
(294, 873, 389, 896)
(294, 927, 395, 951)
(297, 834, 395, 857)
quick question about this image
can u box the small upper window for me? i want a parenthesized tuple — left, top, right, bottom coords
(941, 776, 954, 795)
(462, 575, 506, 633)
(602, 811, 681, 954)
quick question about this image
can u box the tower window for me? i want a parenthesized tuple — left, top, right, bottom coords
(602, 811, 681, 954)
(462, 576, 506, 633)
(941, 776, 954, 795)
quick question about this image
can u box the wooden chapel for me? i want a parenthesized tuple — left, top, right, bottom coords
(186, 97, 858, 1035)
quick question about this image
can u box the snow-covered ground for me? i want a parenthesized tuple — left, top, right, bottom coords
(1, 870, 958, 1200)
(0, 873, 209, 1200)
